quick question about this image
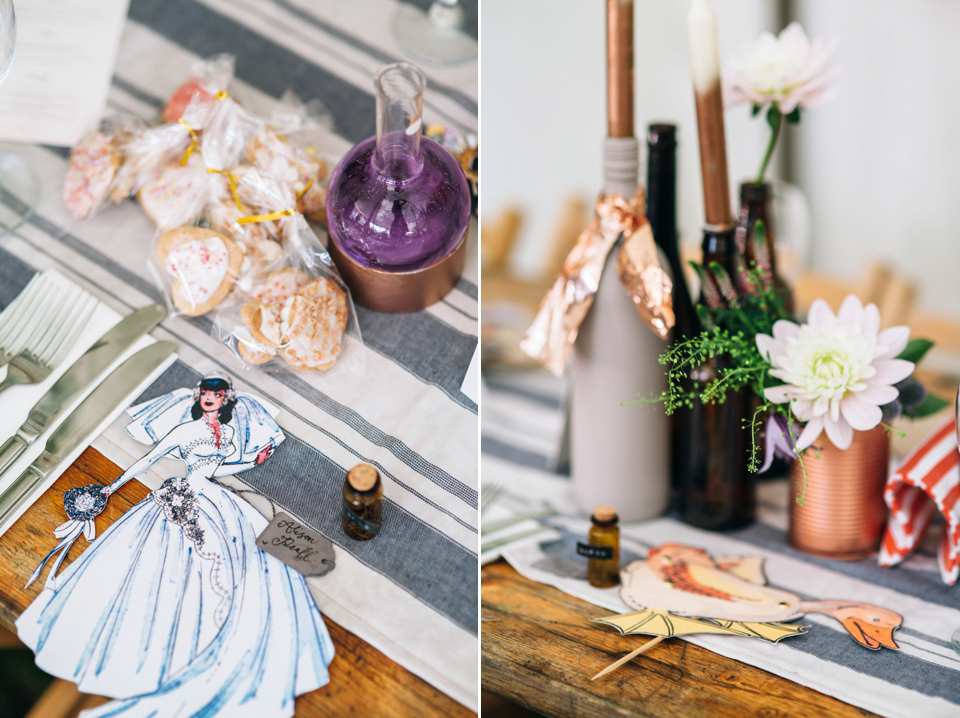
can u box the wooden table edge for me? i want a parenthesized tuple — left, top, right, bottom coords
(482, 560, 878, 718)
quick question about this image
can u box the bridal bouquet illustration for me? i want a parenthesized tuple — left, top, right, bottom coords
(17, 373, 335, 717)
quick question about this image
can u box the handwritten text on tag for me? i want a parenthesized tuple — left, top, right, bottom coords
(257, 512, 335, 577)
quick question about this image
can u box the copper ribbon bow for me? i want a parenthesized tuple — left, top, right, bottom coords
(520, 190, 674, 377)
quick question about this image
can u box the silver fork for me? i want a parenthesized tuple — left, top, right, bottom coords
(0, 283, 98, 394)
(0, 274, 61, 367)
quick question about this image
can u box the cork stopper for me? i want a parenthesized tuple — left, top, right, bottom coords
(593, 505, 617, 522)
(347, 464, 380, 492)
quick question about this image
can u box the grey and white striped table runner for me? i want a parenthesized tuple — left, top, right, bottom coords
(0, 0, 478, 710)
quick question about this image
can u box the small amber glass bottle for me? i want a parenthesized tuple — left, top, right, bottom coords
(342, 464, 383, 540)
(583, 505, 620, 588)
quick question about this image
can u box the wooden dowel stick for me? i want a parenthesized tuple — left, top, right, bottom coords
(591, 635, 668, 680)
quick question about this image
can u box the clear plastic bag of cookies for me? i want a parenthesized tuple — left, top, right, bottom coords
(110, 55, 234, 204)
(145, 154, 288, 320)
(142, 91, 261, 232)
(214, 213, 364, 376)
(151, 223, 246, 318)
(248, 92, 332, 223)
(225, 164, 298, 242)
(63, 113, 145, 219)
(205, 165, 286, 292)
(162, 53, 236, 124)
(138, 153, 219, 230)
(111, 95, 214, 202)
(199, 90, 262, 176)
(147, 163, 258, 318)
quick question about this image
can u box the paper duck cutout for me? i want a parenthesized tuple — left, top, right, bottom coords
(596, 543, 902, 650)
(879, 416, 960, 584)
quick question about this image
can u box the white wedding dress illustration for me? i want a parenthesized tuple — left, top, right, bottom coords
(16, 378, 334, 717)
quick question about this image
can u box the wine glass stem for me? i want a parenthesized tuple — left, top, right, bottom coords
(429, 0, 463, 30)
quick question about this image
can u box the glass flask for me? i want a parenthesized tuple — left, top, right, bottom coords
(326, 62, 470, 312)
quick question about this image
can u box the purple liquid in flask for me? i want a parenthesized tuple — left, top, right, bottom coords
(326, 62, 470, 272)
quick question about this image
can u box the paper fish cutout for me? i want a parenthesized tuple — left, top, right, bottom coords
(598, 543, 902, 650)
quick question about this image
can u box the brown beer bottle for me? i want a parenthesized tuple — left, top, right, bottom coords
(734, 181, 793, 312)
(678, 225, 755, 531)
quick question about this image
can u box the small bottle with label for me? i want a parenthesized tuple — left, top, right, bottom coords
(342, 463, 383, 541)
(578, 505, 620, 588)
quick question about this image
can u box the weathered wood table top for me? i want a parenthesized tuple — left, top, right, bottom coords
(482, 560, 877, 718)
(0, 448, 473, 718)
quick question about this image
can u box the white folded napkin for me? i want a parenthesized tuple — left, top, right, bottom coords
(0, 269, 176, 536)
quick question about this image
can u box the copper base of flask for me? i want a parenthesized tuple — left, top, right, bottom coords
(328, 230, 466, 313)
(788, 427, 890, 560)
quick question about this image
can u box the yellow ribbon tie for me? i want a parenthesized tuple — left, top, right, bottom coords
(179, 119, 198, 167)
(207, 169, 244, 213)
(296, 179, 314, 201)
(237, 209, 294, 225)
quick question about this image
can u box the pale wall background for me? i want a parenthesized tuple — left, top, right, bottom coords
(482, 0, 960, 317)
(794, 0, 960, 315)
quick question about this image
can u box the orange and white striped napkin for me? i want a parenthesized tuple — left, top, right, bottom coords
(879, 418, 960, 584)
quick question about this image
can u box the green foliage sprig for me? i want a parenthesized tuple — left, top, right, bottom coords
(633, 231, 795, 472)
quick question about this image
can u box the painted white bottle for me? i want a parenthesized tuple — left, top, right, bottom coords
(570, 137, 670, 522)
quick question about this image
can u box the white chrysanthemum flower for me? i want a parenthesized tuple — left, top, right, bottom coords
(756, 295, 913, 450)
(724, 22, 839, 113)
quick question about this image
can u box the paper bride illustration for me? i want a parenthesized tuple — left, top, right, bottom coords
(16, 374, 335, 717)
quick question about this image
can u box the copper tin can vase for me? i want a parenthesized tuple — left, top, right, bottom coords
(788, 426, 890, 560)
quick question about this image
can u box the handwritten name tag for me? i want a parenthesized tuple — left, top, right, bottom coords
(257, 512, 336, 577)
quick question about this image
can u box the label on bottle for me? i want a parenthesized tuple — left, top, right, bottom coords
(257, 512, 336, 577)
(343, 498, 382, 537)
(576, 542, 614, 560)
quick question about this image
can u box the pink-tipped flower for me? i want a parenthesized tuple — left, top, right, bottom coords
(724, 22, 839, 114)
(756, 295, 913, 451)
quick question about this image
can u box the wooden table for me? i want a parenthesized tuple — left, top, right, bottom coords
(481, 561, 877, 718)
(0, 448, 473, 718)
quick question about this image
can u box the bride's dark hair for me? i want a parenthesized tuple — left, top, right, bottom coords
(191, 376, 237, 423)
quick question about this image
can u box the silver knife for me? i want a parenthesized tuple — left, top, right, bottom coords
(0, 304, 166, 477)
(0, 341, 175, 529)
